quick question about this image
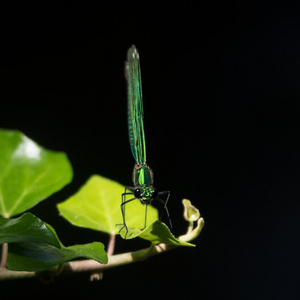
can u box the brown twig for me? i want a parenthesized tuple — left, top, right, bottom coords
(0, 244, 8, 268)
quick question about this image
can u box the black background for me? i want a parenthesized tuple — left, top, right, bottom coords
(0, 2, 299, 299)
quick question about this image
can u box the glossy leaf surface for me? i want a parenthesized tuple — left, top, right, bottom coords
(0, 212, 60, 247)
(0, 212, 107, 271)
(0, 129, 73, 217)
(57, 174, 158, 235)
(7, 241, 107, 271)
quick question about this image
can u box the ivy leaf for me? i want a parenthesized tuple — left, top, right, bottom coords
(0, 129, 73, 218)
(57, 174, 158, 235)
(0, 212, 60, 247)
(0, 212, 108, 271)
(7, 242, 108, 272)
(120, 221, 195, 246)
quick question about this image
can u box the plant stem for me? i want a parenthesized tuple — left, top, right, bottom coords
(89, 234, 115, 281)
(63, 242, 173, 275)
(0, 244, 8, 268)
(107, 234, 115, 256)
(178, 218, 204, 243)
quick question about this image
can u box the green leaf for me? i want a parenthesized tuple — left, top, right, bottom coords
(57, 174, 158, 235)
(0, 212, 60, 247)
(0, 129, 73, 218)
(120, 221, 195, 246)
(0, 212, 108, 271)
(7, 241, 108, 271)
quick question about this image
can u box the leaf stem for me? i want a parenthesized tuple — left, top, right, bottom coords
(89, 234, 116, 281)
(107, 234, 115, 256)
(0, 243, 8, 268)
(178, 218, 204, 243)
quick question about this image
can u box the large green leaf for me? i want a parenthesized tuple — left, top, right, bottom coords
(0, 212, 108, 271)
(7, 241, 108, 271)
(0, 129, 73, 217)
(0, 212, 60, 247)
(57, 174, 158, 235)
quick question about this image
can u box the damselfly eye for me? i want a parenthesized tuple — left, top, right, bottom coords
(134, 188, 141, 198)
(151, 189, 158, 199)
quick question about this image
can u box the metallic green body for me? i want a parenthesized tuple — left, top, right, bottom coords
(132, 163, 155, 204)
(132, 164, 153, 187)
(126, 45, 155, 204)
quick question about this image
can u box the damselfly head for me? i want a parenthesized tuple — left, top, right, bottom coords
(134, 186, 157, 204)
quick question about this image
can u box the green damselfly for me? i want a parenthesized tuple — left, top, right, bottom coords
(121, 45, 172, 236)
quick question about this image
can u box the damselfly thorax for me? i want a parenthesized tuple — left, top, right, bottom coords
(132, 163, 157, 204)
